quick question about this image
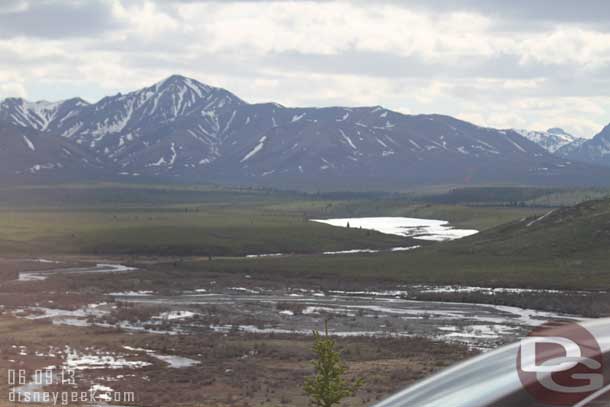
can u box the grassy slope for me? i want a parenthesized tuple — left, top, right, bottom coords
(196, 198, 610, 289)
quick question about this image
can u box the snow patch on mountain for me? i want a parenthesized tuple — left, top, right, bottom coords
(339, 129, 357, 150)
(0, 98, 79, 131)
(241, 136, 267, 162)
(22, 135, 35, 151)
(291, 113, 305, 123)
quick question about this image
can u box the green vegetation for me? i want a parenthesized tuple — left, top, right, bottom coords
(5, 182, 610, 290)
(305, 323, 364, 407)
(167, 197, 610, 290)
(0, 183, 539, 257)
(416, 186, 610, 207)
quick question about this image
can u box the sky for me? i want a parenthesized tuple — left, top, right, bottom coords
(1, 0, 610, 138)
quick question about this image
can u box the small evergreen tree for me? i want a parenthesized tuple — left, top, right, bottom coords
(304, 322, 363, 407)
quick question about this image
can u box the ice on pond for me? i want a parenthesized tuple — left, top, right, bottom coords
(323, 248, 379, 255)
(122, 346, 199, 368)
(108, 290, 153, 296)
(151, 354, 200, 368)
(64, 348, 151, 370)
(279, 310, 294, 316)
(416, 285, 562, 295)
(19, 263, 137, 281)
(154, 310, 197, 320)
(245, 253, 284, 258)
(311, 217, 478, 241)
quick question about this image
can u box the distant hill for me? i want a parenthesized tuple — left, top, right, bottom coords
(399, 196, 610, 289)
(302, 196, 610, 290)
(1, 74, 610, 189)
(464, 197, 610, 257)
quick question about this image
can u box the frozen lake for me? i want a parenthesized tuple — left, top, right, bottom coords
(311, 217, 478, 241)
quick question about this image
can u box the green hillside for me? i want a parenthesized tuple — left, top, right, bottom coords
(191, 197, 610, 290)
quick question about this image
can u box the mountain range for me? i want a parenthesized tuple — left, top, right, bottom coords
(1, 75, 609, 190)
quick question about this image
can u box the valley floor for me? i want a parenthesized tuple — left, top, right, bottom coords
(0, 184, 608, 406)
(0, 254, 600, 406)
(0, 259, 481, 407)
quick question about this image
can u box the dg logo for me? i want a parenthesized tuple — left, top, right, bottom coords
(517, 322, 609, 406)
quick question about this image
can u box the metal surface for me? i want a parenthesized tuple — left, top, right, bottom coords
(373, 319, 610, 407)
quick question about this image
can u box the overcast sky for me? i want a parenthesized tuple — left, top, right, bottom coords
(1, 0, 610, 137)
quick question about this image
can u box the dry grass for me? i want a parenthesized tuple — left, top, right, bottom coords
(0, 316, 474, 407)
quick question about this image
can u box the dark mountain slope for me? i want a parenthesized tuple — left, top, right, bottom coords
(561, 123, 610, 167)
(0, 122, 103, 182)
(1, 75, 609, 189)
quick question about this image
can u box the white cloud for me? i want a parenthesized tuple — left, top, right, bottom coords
(0, 0, 610, 137)
(459, 96, 610, 138)
(175, 2, 499, 59)
(112, 0, 179, 38)
(0, 82, 27, 98)
(519, 28, 610, 67)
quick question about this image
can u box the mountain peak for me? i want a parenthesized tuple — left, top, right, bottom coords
(164, 74, 187, 81)
(1, 96, 88, 109)
(64, 97, 90, 107)
(0, 97, 89, 131)
(0, 97, 59, 109)
(514, 127, 581, 154)
(144, 75, 245, 109)
(547, 127, 570, 136)
(154, 74, 211, 93)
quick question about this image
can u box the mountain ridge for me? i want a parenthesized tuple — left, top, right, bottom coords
(559, 123, 610, 167)
(1, 74, 610, 189)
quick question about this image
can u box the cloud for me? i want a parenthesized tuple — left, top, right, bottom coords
(173, 2, 498, 59)
(0, 0, 122, 38)
(0, 0, 28, 14)
(0, 0, 610, 138)
(0, 82, 27, 98)
(386, 0, 610, 25)
(160, 0, 610, 25)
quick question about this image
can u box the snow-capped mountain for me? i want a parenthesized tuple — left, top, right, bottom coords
(53, 75, 244, 156)
(513, 128, 584, 154)
(559, 123, 610, 167)
(0, 97, 89, 132)
(1, 75, 609, 189)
